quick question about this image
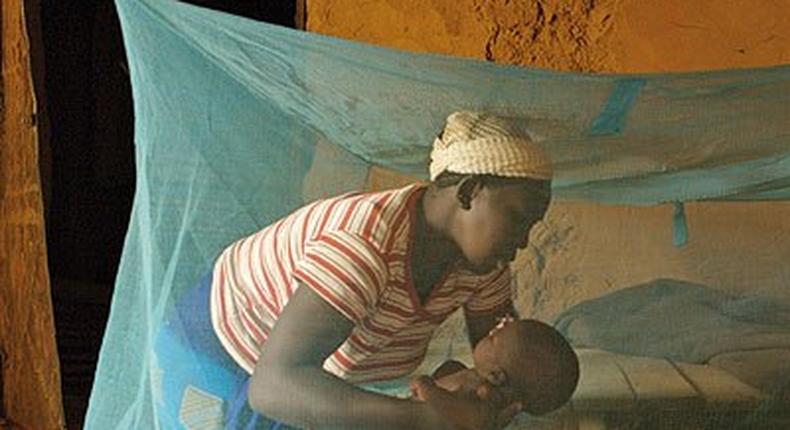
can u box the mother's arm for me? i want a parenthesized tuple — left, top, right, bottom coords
(248, 282, 455, 430)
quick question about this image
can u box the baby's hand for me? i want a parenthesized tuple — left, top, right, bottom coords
(411, 376, 522, 430)
(411, 376, 493, 429)
(410, 375, 432, 401)
(431, 359, 468, 379)
(475, 381, 505, 406)
(474, 380, 522, 429)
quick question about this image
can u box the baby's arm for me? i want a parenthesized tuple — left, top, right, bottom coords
(425, 361, 509, 408)
(409, 361, 483, 400)
(435, 368, 485, 398)
(432, 360, 469, 380)
(410, 376, 523, 430)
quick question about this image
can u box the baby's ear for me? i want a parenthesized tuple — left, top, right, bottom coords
(486, 368, 507, 386)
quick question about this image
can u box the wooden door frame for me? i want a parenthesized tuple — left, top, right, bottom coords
(1, 0, 65, 428)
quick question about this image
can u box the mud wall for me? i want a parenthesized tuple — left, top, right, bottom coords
(1, 0, 65, 428)
(307, 0, 790, 72)
(307, 0, 790, 319)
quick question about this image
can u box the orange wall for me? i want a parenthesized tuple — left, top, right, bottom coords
(308, 0, 790, 72)
(306, 0, 790, 319)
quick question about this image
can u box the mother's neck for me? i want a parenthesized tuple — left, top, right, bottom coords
(412, 185, 462, 266)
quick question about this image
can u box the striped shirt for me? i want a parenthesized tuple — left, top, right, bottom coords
(210, 183, 512, 382)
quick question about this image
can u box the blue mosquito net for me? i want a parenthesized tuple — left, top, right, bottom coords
(86, 0, 790, 428)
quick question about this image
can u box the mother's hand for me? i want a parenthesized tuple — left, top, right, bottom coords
(411, 376, 522, 430)
(474, 381, 523, 429)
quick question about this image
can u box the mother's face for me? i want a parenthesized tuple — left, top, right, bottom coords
(454, 180, 550, 274)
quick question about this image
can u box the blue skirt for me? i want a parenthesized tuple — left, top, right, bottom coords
(153, 271, 293, 429)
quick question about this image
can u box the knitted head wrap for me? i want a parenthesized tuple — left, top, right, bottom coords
(429, 111, 553, 181)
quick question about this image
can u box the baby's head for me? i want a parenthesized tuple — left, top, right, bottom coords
(472, 318, 579, 415)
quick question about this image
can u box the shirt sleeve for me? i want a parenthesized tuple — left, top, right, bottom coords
(463, 267, 513, 315)
(292, 230, 388, 324)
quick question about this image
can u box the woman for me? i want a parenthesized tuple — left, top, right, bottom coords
(155, 111, 553, 429)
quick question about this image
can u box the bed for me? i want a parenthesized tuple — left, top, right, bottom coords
(417, 278, 790, 429)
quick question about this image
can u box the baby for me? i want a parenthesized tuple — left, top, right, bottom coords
(412, 317, 580, 416)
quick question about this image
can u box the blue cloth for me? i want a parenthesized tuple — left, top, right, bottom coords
(154, 271, 290, 429)
(554, 278, 790, 363)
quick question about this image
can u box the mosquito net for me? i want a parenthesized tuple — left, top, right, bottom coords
(85, 0, 790, 428)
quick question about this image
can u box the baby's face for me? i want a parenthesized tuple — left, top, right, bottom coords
(473, 318, 579, 415)
(473, 318, 525, 385)
(472, 318, 539, 403)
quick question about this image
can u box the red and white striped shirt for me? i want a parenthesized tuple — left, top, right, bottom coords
(210, 183, 512, 382)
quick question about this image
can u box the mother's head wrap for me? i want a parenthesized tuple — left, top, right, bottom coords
(429, 111, 553, 181)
